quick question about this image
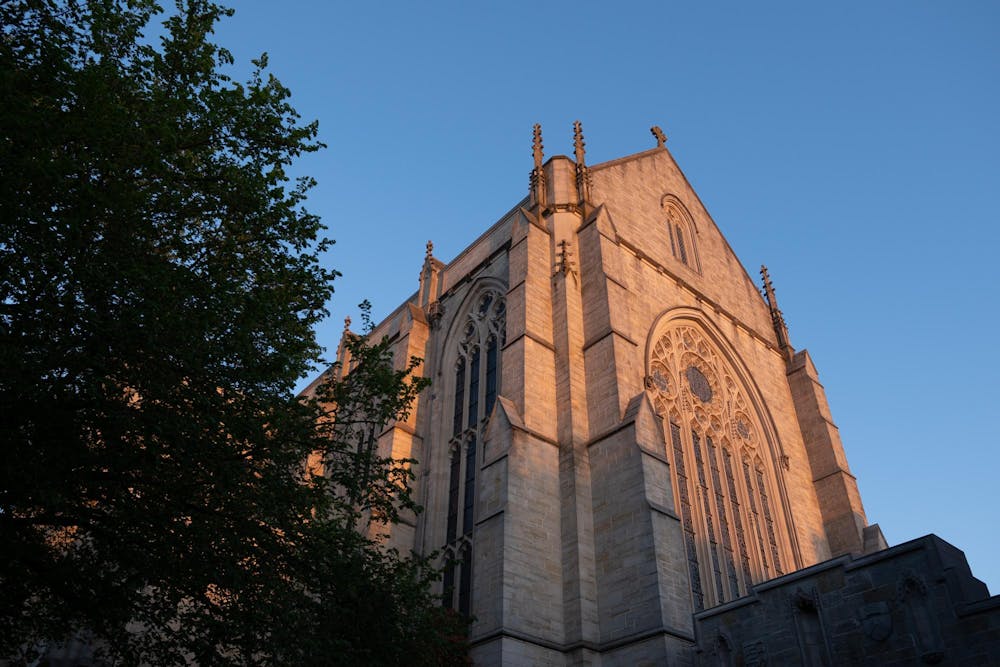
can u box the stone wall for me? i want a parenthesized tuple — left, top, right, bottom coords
(694, 534, 1000, 666)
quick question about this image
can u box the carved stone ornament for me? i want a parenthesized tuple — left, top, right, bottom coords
(860, 601, 893, 642)
(686, 365, 713, 403)
(895, 570, 928, 600)
(703, 633, 734, 666)
(792, 586, 818, 612)
(650, 369, 670, 393)
(553, 239, 577, 279)
(532, 123, 544, 170)
(573, 120, 586, 165)
(426, 301, 444, 328)
(896, 570, 945, 664)
(651, 125, 667, 147)
(459, 289, 506, 348)
(647, 324, 761, 453)
(742, 640, 767, 667)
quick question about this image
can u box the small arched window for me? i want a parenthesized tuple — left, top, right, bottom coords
(662, 195, 700, 272)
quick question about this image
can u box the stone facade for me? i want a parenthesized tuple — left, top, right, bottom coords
(302, 125, 998, 665)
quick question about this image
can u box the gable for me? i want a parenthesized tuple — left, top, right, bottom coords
(590, 149, 775, 342)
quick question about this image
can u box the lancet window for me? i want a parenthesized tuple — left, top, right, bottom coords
(441, 289, 506, 614)
(662, 195, 699, 271)
(648, 323, 787, 610)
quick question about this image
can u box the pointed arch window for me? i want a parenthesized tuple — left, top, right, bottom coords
(648, 322, 789, 609)
(441, 289, 505, 613)
(662, 195, 699, 272)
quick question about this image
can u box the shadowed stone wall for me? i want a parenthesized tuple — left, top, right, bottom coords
(694, 535, 1000, 666)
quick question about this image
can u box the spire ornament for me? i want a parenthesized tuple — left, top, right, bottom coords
(419, 239, 442, 310)
(573, 120, 586, 166)
(651, 125, 667, 148)
(532, 124, 544, 171)
(760, 265, 793, 362)
(530, 123, 546, 208)
(573, 120, 592, 206)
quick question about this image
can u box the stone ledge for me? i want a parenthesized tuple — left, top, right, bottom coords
(468, 623, 695, 654)
(582, 326, 639, 353)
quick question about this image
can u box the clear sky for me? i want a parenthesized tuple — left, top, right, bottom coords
(207, 2, 999, 593)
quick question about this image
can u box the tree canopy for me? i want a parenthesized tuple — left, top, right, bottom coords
(0, 1, 465, 663)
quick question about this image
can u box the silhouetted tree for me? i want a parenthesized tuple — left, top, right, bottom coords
(0, 1, 467, 663)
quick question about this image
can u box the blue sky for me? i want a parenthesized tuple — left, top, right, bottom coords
(208, 2, 999, 593)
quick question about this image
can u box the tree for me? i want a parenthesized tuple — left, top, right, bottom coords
(299, 315, 469, 665)
(0, 1, 466, 663)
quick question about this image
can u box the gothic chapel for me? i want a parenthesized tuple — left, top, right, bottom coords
(303, 124, 999, 665)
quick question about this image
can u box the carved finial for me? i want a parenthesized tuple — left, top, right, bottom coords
(760, 265, 793, 362)
(651, 125, 666, 148)
(760, 265, 774, 295)
(554, 239, 577, 280)
(530, 123, 547, 207)
(344, 315, 352, 332)
(573, 120, 586, 166)
(419, 240, 441, 307)
(573, 120, 592, 207)
(532, 123, 544, 171)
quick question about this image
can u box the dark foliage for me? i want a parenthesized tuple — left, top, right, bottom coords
(0, 1, 466, 663)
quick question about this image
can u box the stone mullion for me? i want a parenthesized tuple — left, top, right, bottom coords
(457, 543, 473, 617)
(446, 346, 470, 552)
(467, 346, 480, 430)
(670, 421, 703, 611)
(441, 556, 455, 609)
(676, 224, 689, 265)
(723, 446, 753, 590)
(462, 436, 477, 537)
(742, 457, 771, 579)
(446, 444, 461, 545)
(755, 464, 783, 575)
(708, 436, 739, 601)
(692, 430, 725, 605)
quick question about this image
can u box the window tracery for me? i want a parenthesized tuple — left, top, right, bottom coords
(441, 288, 505, 612)
(648, 323, 787, 608)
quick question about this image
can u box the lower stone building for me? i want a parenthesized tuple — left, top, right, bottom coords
(694, 535, 1000, 666)
(304, 123, 999, 665)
